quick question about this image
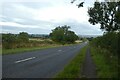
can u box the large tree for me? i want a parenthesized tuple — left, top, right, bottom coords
(18, 32, 29, 42)
(71, 0, 120, 32)
(50, 25, 78, 44)
(88, 1, 120, 32)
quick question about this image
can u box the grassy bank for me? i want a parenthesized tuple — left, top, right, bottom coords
(2, 36, 82, 55)
(2, 44, 61, 55)
(0, 48, 2, 55)
(55, 45, 87, 78)
(2, 43, 81, 55)
(90, 46, 118, 78)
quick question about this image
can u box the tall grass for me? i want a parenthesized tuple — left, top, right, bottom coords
(2, 44, 61, 55)
(90, 46, 118, 78)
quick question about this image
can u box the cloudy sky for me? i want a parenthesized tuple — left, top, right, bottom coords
(0, 0, 103, 35)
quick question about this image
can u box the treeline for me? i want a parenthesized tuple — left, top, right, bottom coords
(2, 32, 29, 49)
(91, 32, 119, 55)
(2, 25, 79, 49)
(29, 34, 49, 39)
(2, 32, 54, 49)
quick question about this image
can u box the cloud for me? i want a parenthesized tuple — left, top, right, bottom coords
(2, 0, 89, 23)
(0, 22, 39, 28)
(2, 25, 51, 34)
(0, 21, 55, 31)
(1, 0, 103, 35)
(33, 4, 88, 23)
(54, 19, 103, 35)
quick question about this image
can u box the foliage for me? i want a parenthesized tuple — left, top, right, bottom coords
(90, 32, 119, 55)
(88, 1, 119, 78)
(2, 31, 65, 52)
(50, 25, 78, 44)
(2, 33, 17, 49)
(91, 46, 118, 78)
(17, 32, 29, 42)
(2, 32, 29, 49)
(88, 1, 120, 32)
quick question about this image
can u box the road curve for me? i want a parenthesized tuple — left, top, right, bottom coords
(2, 42, 87, 78)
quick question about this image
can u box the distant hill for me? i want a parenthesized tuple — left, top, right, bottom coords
(78, 34, 102, 38)
(29, 34, 49, 38)
(1, 33, 102, 38)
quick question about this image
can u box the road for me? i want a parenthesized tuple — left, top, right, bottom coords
(2, 42, 87, 78)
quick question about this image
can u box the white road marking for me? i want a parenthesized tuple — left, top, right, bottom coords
(15, 57, 36, 63)
(58, 50, 62, 52)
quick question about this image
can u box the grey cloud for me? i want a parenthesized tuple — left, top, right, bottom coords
(1, 16, 14, 22)
(52, 19, 103, 35)
(19, 2, 54, 9)
(2, 3, 34, 20)
(13, 18, 53, 26)
(2, 25, 51, 34)
(1, 14, 103, 35)
(1, 1, 103, 35)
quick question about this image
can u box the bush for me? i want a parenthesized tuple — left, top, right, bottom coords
(2, 32, 56, 49)
(50, 25, 78, 44)
(2, 32, 29, 49)
(2, 33, 17, 49)
(91, 32, 119, 55)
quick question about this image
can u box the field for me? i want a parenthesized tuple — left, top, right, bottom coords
(2, 38, 82, 55)
(2, 38, 59, 55)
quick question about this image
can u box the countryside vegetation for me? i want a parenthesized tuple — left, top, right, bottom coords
(2, 0, 119, 78)
(2, 25, 80, 55)
(56, 0, 119, 78)
(88, 1, 119, 78)
(50, 25, 79, 44)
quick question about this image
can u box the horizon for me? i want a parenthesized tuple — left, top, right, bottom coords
(1, 32, 102, 37)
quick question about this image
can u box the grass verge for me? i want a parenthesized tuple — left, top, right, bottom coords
(0, 48, 2, 55)
(90, 46, 118, 78)
(2, 45, 61, 55)
(55, 45, 87, 78)
(2, 43, 81, 55)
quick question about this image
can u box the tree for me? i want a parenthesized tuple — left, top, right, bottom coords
(2, 32, 29, 49)
(64, 31, 79, 43)
(71, 0, 120, 32)
(2, 33, 16, 43)
(2, 33, 17, 49)
(88, 1, 120, 32)
(50, 25, 78, 44)
(18, 32, 29, 42)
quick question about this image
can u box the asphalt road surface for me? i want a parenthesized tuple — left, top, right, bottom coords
(2, 42, 87, 78)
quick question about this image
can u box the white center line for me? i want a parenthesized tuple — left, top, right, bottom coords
(58, 50, 62, 52)
(15, 57, 36, 63)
